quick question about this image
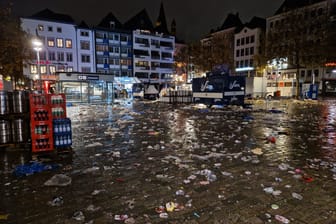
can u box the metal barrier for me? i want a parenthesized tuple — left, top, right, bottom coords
(160, 90, 193, 104)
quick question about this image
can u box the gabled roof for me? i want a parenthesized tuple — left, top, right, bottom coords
(247, 16, 266, 29)
(275, 0, 326, 15)
(123, 9, 154, 31)
(96, 12, 123, 29)
(220, 13, 242, 30)
(236, 16, 266, 33)
(77, 20, 90, 29)
(155, 2, 169, 34)
(29, 8, 75, 23)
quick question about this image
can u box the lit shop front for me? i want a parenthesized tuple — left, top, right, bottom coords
(55, 72, 114, 103)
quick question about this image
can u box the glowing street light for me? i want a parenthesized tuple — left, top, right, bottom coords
(32, 39, 43, 92)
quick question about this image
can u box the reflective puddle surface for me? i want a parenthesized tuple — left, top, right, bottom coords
(1, 99, 336, 223)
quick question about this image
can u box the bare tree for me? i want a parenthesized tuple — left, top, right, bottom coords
(266, 6, 329, 97)
(0, 3, 30, 90)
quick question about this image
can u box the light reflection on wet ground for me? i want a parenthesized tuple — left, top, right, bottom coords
(1, 99, 336, 224)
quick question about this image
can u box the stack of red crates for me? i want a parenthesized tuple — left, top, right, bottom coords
(29, 94, 54, 152)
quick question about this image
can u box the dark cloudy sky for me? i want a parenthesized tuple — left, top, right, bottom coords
(6, 0, 283, 42)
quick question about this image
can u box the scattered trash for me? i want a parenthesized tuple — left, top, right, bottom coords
(193, 212, 201, 218)
(159, 212, 169, 219)
(44, 174, 72, 187)
(267, 136, 276, 143)
(251, 147, 263, 155)
(48, 196, 64, 206)
(275, 214, 290, 223)
(114, 214, 128, 221)
(13, 162, 59, 177)
(72, 211, 85, 221)
(292, 192, 303, 200)
(86, 204, 101, 212)
(271, 204, 279, 210)
(165, 202, 177, 212)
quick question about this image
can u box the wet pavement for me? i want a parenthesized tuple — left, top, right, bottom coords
(1, 99, 336, 224)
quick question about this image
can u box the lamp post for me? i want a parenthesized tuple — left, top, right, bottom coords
(32, 39, 43, 93)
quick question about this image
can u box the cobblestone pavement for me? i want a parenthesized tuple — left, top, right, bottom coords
(1, 99, 336, 224)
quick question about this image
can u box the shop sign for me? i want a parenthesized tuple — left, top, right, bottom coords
(78, 75, 99, 81)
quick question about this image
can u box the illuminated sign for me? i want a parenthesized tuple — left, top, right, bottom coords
(325, 62, 336, 67)
(235, 67, 254, 72)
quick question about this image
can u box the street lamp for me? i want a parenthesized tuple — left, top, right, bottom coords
(32, 39, 43, 93)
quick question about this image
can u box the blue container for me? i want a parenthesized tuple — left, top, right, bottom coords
(53, 118, 72, 149)
(307, 84, 318, 100)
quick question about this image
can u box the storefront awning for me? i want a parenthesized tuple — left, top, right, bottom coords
(113, 77, 141, 85)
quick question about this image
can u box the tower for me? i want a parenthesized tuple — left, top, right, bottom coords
(155, 2, 169, 34)
(171, 18, 176, 36)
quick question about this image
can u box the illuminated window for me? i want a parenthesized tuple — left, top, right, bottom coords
(47, 37, 55, 47)
(30, 65, 37, 74)
(65, 39, 72, 48)
(40, 65, 47, 74)
(49, 65, 56, 74)
(38, 25, 44, 31)
(56, 38, 63, 48)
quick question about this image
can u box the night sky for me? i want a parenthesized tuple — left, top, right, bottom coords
(5, 0, 283, 42)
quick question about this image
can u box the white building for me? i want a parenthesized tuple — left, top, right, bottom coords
(21, 9, 79, 89)
(76, 22, 96, 73)
(133, 29, 175, 84)
(234, 17, 266, 77)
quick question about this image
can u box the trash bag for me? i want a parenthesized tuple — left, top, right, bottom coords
(13, 162, 59, 177)
(44, 174, 72, 187)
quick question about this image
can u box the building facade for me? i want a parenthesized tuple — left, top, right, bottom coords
(21, 9, 78, 90)
(133, 29, 174, 84)
(200, 13, 242, 73)
(266, 0, 331, 96)
(20, 4, 176, 101)
(234, 17, 266, 77)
